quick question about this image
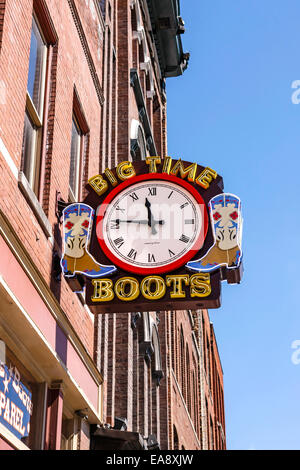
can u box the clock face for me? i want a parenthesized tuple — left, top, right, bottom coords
(97, 174, 208, 274)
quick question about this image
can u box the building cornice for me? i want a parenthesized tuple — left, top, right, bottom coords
(144, 0, 189, 78)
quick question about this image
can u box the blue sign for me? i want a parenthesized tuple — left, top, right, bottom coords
(0, 363, 33, 440)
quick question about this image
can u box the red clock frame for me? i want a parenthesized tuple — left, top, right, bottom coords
(96, 173, 209, 275)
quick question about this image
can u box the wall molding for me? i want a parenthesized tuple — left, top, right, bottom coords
(67, 0, 105, 106)
(0, 276, 101, 424)
(0, 208, 102, 390)
(18, 171, 53, 240)
(0, 137, 18, 180)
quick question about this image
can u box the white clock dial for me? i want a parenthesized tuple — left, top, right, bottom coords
(100, 180, 205, 272)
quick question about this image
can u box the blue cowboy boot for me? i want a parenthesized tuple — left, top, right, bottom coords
(186, 193, 242, 273)
(61, 203, 117, 278)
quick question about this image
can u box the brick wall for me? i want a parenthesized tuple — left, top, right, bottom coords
(0, 0, 106, 356)
(163, 310, 202, 450)
(96, 0, 169, 446)
(0, 0, 6, 52)
(211, 324, 226, 449)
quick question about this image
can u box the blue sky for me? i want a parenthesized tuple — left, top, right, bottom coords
(167, 0, 300, 450)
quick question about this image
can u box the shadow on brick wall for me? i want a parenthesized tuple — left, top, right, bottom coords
(50, 222, 62, 303)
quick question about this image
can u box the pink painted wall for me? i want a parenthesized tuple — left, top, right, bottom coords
(0, 436, 14, 450)
(0, 236, 99, 410)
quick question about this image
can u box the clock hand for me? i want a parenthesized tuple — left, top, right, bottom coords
(145, 198, 152, 225)
(145, 201, 165, 230)
(145, 198, 157, 235)
(111, 219, 165, 225)
(111, 219, 149, 224)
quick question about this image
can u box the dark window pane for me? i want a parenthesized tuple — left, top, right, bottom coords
(69, 118, 81, 198)
(137, 126, 146, 160)
(27, 18, 45, 114)
(22, 111, 36, 186)
(132, 126, 147, 162)
(98, 0, 106, 18)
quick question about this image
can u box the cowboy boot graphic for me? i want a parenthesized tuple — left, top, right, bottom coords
(61, 203, 117, 278)
(186, 193, 242, 273)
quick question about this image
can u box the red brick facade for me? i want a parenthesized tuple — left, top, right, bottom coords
(154, 309, 226, 450)
(0, 0, 107, 450)
(0, 0, 226, 451)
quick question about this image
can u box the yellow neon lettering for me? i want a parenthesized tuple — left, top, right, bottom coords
(115, 277, 140, 301)
(116, 161, 136, 180)
(92, 279, 114, 302)
(104, 168, 118, 187)
(190, 273, 211, 297)
(196, 167, 217, 189)
(170, 159, 198, 182)
(166, 275, 190, 298)
(88, 174, 109, 196)
(162, 156, 172, 174)
(141, 276, 166, 300)
(146, 156, 161, 173)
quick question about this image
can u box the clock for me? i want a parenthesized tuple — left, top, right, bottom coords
(96, 173, 208, 274)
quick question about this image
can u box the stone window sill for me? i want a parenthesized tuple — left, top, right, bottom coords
(18, 171, 53, 240)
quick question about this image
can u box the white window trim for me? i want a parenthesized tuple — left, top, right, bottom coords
(0, 137, 18, 180)
(69, 117, 83, 202)
(23, 15, 48, 194)
(18, 170, 53, 241)
(0, 422, 30, 451)
(130, 119, 147, 161)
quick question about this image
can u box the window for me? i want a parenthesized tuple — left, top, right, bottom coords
(21, 15, 48, 196)
(173, 425, 179, 450)
(69, 116, 83, 201)
(68, 91, 89, 202)
(130, 120, 147, 161)
(209, 416, 214, 450)
(136, 126, 147, 161)
(98, 0, 106, 19)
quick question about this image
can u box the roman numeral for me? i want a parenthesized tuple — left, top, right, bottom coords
(116, 206, 125, 213)
(179, 234, 190, 244)
(168, 249, 175, 257)
(148, 253, 156, 263)
(168, 191, 174, 199)
(110, 221, 120, 229)
(180, 202, 189, 209)
(129, 192, 139, 201)
(185, 219, 195, 225)
(148, 187, 157, 196)
(128, 249, 137, 260)
(114, 237, 124, 248)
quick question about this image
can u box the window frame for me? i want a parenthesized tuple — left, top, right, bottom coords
(68, 89, 90, 203)
(69, 114, 84, 203)
(22, 13, 48, 196)
(130, 119, 148, 162)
